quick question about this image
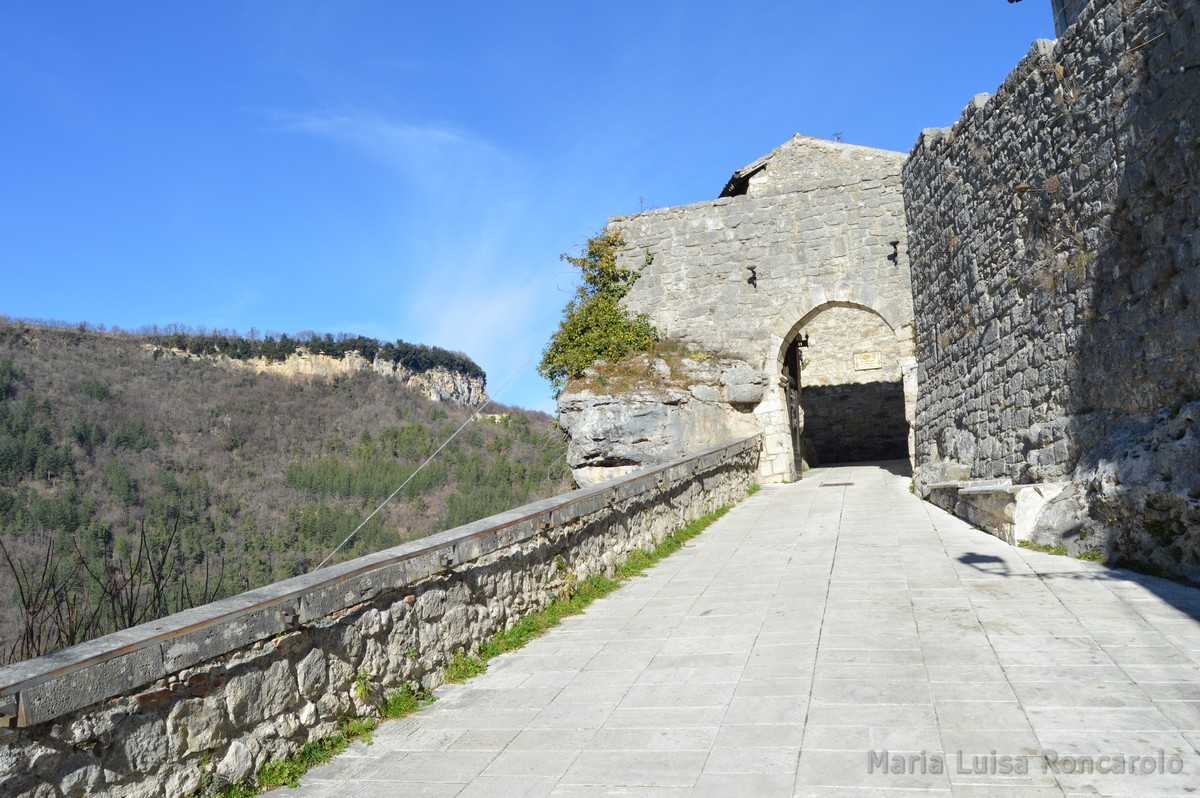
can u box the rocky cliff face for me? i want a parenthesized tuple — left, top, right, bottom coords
(1066, 402, 1200, 582)
(152, 347, 487, 405)
(557, 353, 764, 485)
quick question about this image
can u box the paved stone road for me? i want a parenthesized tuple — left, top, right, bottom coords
(288, 463, 1200, 797)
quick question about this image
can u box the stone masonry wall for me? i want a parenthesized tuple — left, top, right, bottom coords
(904, 0, 1200, 579)
(608, 136, 916, 480)
(796, 304, 905, 389)
(0, 438, 759, 797)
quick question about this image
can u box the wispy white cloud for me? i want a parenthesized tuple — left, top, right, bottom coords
(273, 110, 516, 194)
(274, 108, 561, 410)
(400, 243, 565, 411)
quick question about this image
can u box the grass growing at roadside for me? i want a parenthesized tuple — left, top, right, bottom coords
(379, 684, 429, 718)
(441, 505, 731, 686)
(1018, 539, 1107, 563)
(209, 687, 433, 797)
(445, 649, 488, 682)
(256, 718, 376, 791)
(209, 503, 733, 796)
(1018, 540, 1069, 556)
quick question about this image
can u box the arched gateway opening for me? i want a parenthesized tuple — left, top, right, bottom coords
(782, 302, 910, 470)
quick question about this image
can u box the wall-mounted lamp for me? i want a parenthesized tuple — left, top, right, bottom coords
(887, 241, 900, 265)
(796, 333, 809, 348)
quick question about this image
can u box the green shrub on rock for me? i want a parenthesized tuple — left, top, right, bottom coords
(538, 229, 657, 395)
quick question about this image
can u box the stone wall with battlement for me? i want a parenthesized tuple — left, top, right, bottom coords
(0, 438, 759, 797)
(904, 0, 1200, 579)
(604, 136, 916, 480)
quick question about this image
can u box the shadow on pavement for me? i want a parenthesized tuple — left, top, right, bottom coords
(956, 552, 1200, 623)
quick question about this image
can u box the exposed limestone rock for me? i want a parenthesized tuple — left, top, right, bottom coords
(720, 362, 765, 407)
(216, 740, 254, 785)
(167, 697, 228, 756)
(558, 354, 763, 485)
(370, 356, 487, 405)
(150, 346, 487, 405)
(1030, 482, 1089, 551)
(1074, 403, 1200, 581)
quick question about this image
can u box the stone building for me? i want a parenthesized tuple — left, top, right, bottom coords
(558, 0, 1198, 581)
(904, 0, 1199, 579)
(558, 135, 914, 483)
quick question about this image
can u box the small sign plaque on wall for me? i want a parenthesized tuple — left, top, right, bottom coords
(853, 351, 882, 371)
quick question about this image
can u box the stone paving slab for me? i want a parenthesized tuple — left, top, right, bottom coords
(286, 463, 1200, 797)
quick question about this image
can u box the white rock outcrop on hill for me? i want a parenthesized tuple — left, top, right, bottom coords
(151, 346, 487, 405)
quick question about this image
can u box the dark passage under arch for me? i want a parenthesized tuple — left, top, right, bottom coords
(801, 381, 909, 465)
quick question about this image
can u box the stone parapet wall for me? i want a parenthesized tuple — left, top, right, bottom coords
(926, 480, 1070, 546)
(904, 0, 1200, 578)
(0, 437, 759, 797)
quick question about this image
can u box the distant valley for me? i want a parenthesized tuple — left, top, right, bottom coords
(0, 321, 568, 663)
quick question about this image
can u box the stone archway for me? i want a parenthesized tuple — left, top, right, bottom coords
(755, 290, 916, 478)
(785, 303, 909, 466)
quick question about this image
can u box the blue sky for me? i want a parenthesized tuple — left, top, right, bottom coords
(1, 1, 1053, 412)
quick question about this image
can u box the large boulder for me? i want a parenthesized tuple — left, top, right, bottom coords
(1072, 402, 1200, 583)
(557, 353, 763, 486)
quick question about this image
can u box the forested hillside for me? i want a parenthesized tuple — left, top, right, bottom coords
(0, 322, 569, 664)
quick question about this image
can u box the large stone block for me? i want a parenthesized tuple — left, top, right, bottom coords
(223, 659, 298, 727)
(20, 644, 165, 728)
(104, 713, 167, 774)
(167, 697, 228, 756)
